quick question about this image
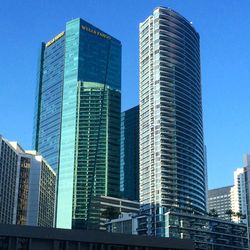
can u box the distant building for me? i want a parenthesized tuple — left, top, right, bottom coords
(208, 185, 233, 220)
(208, 155, 250, 248)
(243, 155, 250, 247)
(0, 224, 195, 250)
(208, 155, 250, 224)
(120, 105, 139, 201)
(231, 166, 248, 223)
(0, 135, 56, 227)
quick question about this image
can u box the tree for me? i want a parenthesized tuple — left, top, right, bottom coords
(236, 212, 242, 220)
(235, 212, 246, 221)
(101, 207, 120, 221)
(225, 209, 235, 221)
(208, 209, 218, 217)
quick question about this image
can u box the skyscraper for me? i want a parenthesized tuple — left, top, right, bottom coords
(120, 105, 139, 201)
(139, 7, 207, 234)
(33, 30, 65, 173)
(33, 18, 121, 229)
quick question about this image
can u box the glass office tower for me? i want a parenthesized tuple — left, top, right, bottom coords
(33, 18, 121, 229)
(139, 7, 206, 235)
(120, 105, 139, 201)
(33, 32, 65, 172)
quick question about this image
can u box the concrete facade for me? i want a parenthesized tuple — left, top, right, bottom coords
(107, 212, 248, 249)
(208, 186, 233, 220)
(93, 196, 139, 230)
(0, 135, 56, 227)
(139, 6, 207, 237)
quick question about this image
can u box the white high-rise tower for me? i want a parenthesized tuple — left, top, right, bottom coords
(139, 7, 207, 233)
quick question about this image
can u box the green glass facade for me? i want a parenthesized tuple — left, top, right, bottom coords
(120, 105, 139, 201)
(33, 18, 121, 229)
(73, 82, 120, 229)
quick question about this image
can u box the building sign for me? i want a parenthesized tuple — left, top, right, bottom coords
(46, 31, 65, 47)
(81, 25, 111, 40)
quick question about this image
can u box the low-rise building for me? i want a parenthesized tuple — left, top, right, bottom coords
(0, 223, 195, 250)
(106, 213, 138, 234)
(0, 136, 19, 224)
(0, 135, 56, 227)
(165, 211, 248, 250)
(107, 211, 248, 249)
(92, 195, 140, 230)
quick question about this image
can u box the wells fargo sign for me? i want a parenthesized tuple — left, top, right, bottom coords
(46, 31, 65, 47)
(81, 25, 111, 40)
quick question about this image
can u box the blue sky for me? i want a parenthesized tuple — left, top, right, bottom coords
(0, 0, 250, 189)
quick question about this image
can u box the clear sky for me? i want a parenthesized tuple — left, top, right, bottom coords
(0, 0, 250, 189)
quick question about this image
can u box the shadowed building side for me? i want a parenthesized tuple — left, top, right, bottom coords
(120, 105, 139, 201)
